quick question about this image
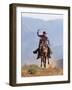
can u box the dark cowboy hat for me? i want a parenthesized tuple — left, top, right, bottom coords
(43, 31, 47, 34)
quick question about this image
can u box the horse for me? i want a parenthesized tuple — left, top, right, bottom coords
(39, 42, 50, 68)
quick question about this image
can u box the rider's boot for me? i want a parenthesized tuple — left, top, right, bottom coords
(33, 48, 38, 54)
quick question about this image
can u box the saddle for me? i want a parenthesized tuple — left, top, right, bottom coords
(39, 42, 51, 58)
(33, 40, 52, 59)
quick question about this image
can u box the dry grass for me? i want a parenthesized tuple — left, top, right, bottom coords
(21, 64, 63, 77)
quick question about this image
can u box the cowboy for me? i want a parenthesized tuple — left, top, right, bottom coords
(33, 30, 51, 59)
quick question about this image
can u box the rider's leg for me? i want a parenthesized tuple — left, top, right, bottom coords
(48, 46, 51, 58)
(37, 48, 40, 59)
(33, 48, 40, 59)
(33, 48, 39, 54)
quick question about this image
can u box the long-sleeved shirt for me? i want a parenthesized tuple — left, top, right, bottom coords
(37, 31, 50, 45)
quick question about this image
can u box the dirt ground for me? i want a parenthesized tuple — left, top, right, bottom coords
(21, 64, 63, 77)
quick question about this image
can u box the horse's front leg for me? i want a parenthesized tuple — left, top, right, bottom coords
(48, 57, 49, 64)
(44, 57, 46, 68)
(45, 57, 46, 68)
(41, 58, 42, 68)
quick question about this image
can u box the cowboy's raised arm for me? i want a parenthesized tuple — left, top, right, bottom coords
(37, 30, 42, 37)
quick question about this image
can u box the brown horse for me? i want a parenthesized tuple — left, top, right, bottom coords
(39, 42, 49, 68)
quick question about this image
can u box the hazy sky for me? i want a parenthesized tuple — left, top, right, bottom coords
(22, 13, 63, 21)
(21, 13, 63, 65)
